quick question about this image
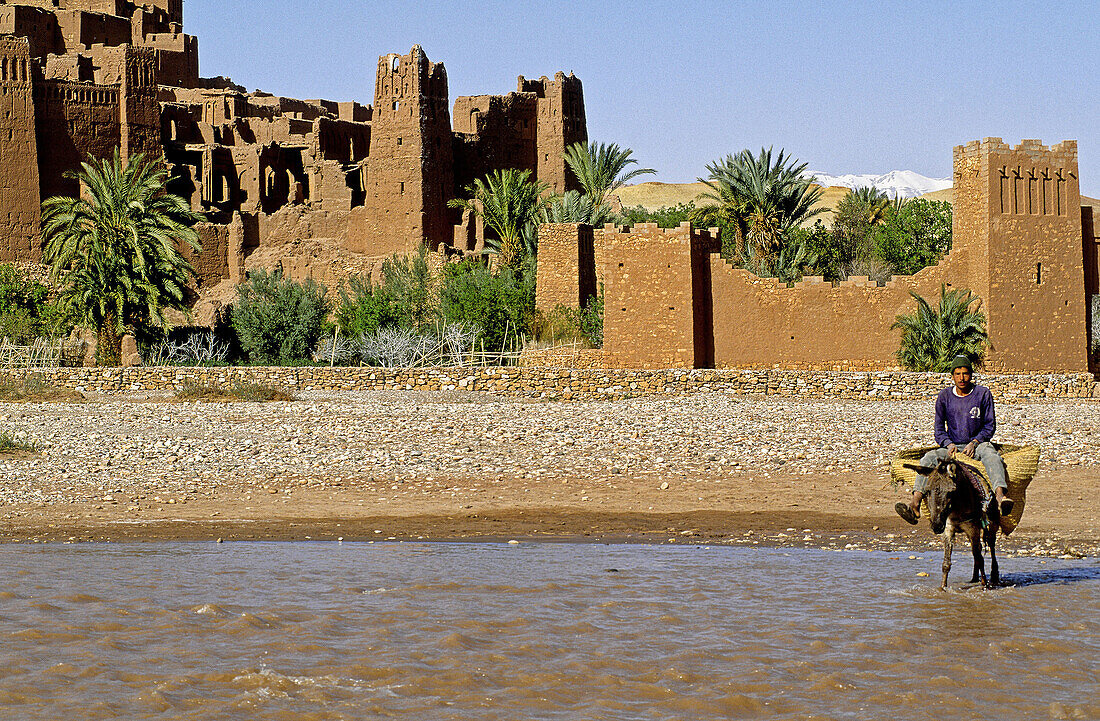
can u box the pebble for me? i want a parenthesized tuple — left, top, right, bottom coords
(0, 391, 1096, 517)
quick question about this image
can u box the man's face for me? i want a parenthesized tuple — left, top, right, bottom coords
(952, 366, 972, 391)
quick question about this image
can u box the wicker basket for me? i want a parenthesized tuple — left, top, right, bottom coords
(890, 444, 1040, 535)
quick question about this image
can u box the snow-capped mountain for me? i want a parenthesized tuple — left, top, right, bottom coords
(803, 170, 952, 199)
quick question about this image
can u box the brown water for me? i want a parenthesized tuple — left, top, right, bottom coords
(0, 543, 1096, 720)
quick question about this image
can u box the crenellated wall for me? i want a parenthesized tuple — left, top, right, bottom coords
(0, 36, 41, 263)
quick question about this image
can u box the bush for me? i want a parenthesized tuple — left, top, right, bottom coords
(336, 246, 438, 337)
(230, 268, 331, 364)
(440, 258, 534, 351)
(0, 374, 84, 403)
(870, 199, 952, 275)
(143, 330, 231, 366)
(892, 285, 987, 371)
(0, 431, 39, 456)
(620, 202, 698, 228)
(0, 264, 72, 343)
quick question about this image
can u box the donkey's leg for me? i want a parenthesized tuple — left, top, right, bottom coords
(941, 524, 955, 590)
(987, 526, 1000, 587)
(969, 525, 987, 587)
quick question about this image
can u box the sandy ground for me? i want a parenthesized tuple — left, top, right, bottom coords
(0, 390, 1097, 557)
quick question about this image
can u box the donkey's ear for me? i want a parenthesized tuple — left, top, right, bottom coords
(946, 463, 956, 479)
(902, 463, 934, 474)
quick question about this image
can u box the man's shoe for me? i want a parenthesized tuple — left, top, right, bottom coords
(999, 497, 1015, 516)
(895, 502, 919, 525)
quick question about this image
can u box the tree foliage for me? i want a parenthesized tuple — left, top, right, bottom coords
(41, 149, 203, 364)
(448, 169, 552, 268)
(870, 199, 953, 276)
(696, 147, 825, 260)
(892, 285, 987, 371)
(562, 141, 655, 208)
(439, 258, 535, 351)
(231, 268, 331, 364)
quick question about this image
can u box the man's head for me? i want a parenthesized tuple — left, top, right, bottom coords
(950, 355, 973, 392)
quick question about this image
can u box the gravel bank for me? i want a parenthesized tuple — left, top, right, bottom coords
(1, 390, 1097, 554)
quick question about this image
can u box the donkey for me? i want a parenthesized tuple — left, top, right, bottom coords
(905, 456, 1001, 589)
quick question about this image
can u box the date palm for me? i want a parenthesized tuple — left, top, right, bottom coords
(892, 285, 988, 371)
(849, 186, 891, 226)
(448, 169, 552, 268)
(41, 149, 204, 365)
(563, 141, 655, 208)
(697, 147, 825, 261)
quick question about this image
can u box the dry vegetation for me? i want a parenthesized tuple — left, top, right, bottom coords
(0, 375, 84, 403)
(173, 381, 297, 403)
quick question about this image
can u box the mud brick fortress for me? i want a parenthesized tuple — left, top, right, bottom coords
(0, 0, 585, 314)
(537, 139, 1100, 373)
(0, 2, 1097, 373)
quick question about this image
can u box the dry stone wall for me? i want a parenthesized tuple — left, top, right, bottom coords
(4, 366, 1095, 401)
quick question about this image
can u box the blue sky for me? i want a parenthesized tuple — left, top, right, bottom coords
(187, 1, 1100, 194)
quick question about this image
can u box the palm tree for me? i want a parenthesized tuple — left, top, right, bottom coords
(541, 190, 618, 226)
(41, 149, 204, 365)
(562, 141, 655, 208)
(850, 186, 891, 226)
(448, 169, 553, 268)
(891, 285, 988, 371)
(696, 147, 825, 261)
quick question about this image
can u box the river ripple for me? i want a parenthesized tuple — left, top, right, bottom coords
(0, 542, 1096, 720)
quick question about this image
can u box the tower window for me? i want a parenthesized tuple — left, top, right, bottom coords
(399, 182, 405, 194)
(397, 137, 402, 146)
(1036, 262, 1042, 285)
(391, 57, 400, 72)
(393, 101, 399, 112)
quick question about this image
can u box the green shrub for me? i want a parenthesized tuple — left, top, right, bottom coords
(620, 202, 698, 229)
(230, 268, 331, 364)
(0, 431, 39, 455)
(0, 264, 73, 343)
(870, 199, 952, 275)
(440, 258, 534, 351)
(335, 247, 437, 337)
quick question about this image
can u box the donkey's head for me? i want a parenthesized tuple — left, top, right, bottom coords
(905, 457, 958, 535)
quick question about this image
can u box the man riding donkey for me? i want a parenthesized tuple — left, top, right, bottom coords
(896, 355, 1014, 525)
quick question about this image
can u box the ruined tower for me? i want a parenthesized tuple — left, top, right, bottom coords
(0, 36, 41, 262)
(519, 72, 587, 194)
(362, 45, 455, 251)
(953, 138, 1089, 371)
(120, 45, 161, 162)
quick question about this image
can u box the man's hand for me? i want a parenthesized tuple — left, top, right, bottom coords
(963, 441, 977, 458)
(947, 443, 958, 456)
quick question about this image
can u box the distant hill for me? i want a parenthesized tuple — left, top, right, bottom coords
(613, 181, 1100, 224)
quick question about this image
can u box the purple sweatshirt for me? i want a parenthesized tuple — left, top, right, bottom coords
(934, 384, 997, 447)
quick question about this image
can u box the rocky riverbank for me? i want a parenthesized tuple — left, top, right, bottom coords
(1, 390, 1097, 555)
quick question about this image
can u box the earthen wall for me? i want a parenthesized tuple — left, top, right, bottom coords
(601, 223, 718, 368)
(535, 223, 595, 311)
(33, 79, 121, 198)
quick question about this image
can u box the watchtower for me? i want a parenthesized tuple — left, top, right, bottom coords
(0, 36, 42, 262)
(362, 45, 454, 251)
(518, 72, 586, 194)
(953, 138, 1089, 371)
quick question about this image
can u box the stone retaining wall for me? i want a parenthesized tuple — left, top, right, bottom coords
(2, 366, 1098, 401)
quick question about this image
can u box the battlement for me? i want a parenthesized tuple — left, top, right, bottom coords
(954, 137, 1078, 161)
(601, 222, 719, 248)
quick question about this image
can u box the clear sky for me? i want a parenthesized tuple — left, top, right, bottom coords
(185, 0, 1100, 195)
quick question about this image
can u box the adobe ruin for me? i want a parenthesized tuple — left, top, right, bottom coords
(0, 0, 586, 318)
(537, 139, 1099, 373)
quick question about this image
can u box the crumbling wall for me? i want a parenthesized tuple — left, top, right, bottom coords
(0, 36, 41, 262)
(519, 73, 586, 194)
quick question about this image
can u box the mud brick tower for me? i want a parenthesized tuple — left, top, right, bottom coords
(952, 138, 1089, 371)
(363, 45, 455, 251)
(0, 36, 41, 262)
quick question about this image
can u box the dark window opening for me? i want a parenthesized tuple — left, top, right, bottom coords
(1036, 262, 1042, 285)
